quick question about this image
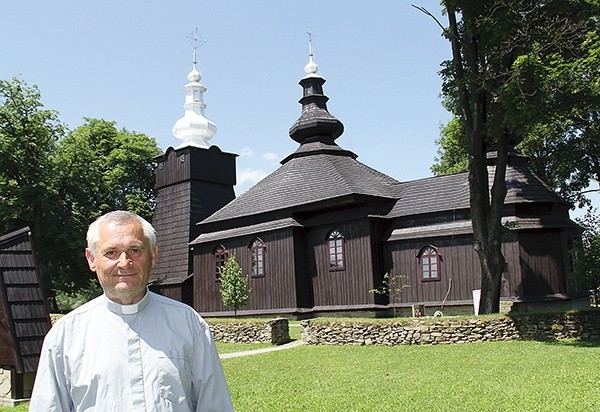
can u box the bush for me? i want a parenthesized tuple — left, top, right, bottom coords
(54, 279, 102, 312)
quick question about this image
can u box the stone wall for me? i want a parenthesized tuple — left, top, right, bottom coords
(209, 318, 290, 345)
(300, 310, 600, 346)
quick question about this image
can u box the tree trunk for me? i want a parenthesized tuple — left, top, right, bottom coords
(447, 4, 509, 314)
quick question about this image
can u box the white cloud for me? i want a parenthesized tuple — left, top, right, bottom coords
(239, 147, 253, 157)
(237, 167, 268, 186)
(261, 152, 280, 164)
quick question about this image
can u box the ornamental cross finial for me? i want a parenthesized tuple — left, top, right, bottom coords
(306, 27, 316, 56)
(187, 27, 205, 65)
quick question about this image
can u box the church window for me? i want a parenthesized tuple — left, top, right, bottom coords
(213, 245, 228, 280)
(418, 245, 441, 281)
(328, 230, 345, 271)
(250, 238, 266, 277)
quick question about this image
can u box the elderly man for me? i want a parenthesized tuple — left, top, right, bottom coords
(30, 211, 233, 411)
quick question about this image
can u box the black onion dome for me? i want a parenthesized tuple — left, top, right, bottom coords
(289, 73, 344, 144)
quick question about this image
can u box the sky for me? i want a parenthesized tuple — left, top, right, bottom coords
(1, 1, 596, 217)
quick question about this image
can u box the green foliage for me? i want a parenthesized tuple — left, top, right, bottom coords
(431, 0, 600, 314)
(0, 78, 161, 297)
(0, 78, 65, 232)
(0, 77, 66, 293)
(431, 117, 468, 175)
(219, 255, 251, 316)
(369, 272, 409, 317)
(54, 118, 160, 222)
(433, 1, 600, 209)
(53, 279, 102, 312)
(570, 211, 600, 292)
(47, 118, 161, 292)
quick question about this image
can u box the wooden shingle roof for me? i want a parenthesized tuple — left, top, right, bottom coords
(194, 57, 571, 238)
(385, 153, 569, 219)
(199, 142, 402, 226)
(0, 227, 51, 373)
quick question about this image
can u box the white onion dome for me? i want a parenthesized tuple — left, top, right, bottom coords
(187, 66, 201, 82)
(304, 54, 319, 77)
(172, 60, 217, 149)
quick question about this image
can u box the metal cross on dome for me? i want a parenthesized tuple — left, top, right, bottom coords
(306, 27, 316, 54)
(187, 27, 205, 64)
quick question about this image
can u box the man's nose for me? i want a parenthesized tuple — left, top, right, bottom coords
(117, 252, 131, 267)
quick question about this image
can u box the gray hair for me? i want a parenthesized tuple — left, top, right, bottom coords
(86, 211, 156, 256)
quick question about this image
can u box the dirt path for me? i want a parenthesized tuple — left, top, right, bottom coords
(219, 340, 306, 359)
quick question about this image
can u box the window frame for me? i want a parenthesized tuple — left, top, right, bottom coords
(418, 245, 441, 281)
(213, 244, 228, 281)
(328, 229, 346, 272)
(250, 238, 266, 278)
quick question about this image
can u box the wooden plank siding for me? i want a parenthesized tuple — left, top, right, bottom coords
(155, 146, 236, 189)
(308, 220, 377, 308)
(385, 233, 528, 306)
(151, 182, 194, 282)
(194, 228, 300, 314)
(0, 228, 51, 380)
(517, 230, 569, 298)
(152, 145, 236, 290)
(383, 226, 574, 307)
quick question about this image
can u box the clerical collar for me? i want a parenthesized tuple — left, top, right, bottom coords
(104, 290, 150, 315)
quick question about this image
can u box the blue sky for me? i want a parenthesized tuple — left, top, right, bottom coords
(1, 1, 596, 215)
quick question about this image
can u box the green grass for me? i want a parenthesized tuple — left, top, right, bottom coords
(5, 339, 599, 411)
(0, 403, 28, 412)
(222, 339, 600, 412)
(216, 341, 273, 354)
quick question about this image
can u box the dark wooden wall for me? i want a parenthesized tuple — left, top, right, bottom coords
(194, 227, 299, 314)
(307, 220, 377, 308)
(0, 228, 51, 385)
(517, 230, 569, 298)
(385, 235, 480, 305)
(152, 145, 236, 286)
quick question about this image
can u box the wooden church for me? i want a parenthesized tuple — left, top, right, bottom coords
(149, 45, 579, 317)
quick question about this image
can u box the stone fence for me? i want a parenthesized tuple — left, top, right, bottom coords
(209, 318, 290, 345)
(299, 310, 600, 346)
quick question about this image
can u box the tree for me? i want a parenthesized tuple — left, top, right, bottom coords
(0, 77, 66, 293)
(570, 211, 600, 293)
(49, 118, 161, 291)
(218, 255, 250, 316)
(431, 117, 469, 176)
(418, 0, 599, 313)
(369, 272, 409, 318)
(0, 78, 161, 301)
(432, 30, 600, 210)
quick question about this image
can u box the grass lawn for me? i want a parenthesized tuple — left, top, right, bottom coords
(222, 338, 600, 412)
(216, 341, 273, 354)
(3, 338, 598, 411)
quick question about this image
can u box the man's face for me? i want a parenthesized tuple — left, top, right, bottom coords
(85, 220, 157, 305)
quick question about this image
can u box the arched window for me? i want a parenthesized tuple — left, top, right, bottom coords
(418, 245, 441, 281)
(250, 238, 266, 277)
(328, 230, 345, 271)
(213, 245, 228, 280)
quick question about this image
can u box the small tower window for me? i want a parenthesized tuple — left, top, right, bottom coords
(193, 89, 200, 102)
(328, 230, 345, 271)
(250, 238, 266, 277)
(213, 245, 228, 280)
(418, 245, 441, 281)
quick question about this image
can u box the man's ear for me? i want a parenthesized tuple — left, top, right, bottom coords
(85, 248, 97, 271)
(151, 245, 158, 267)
